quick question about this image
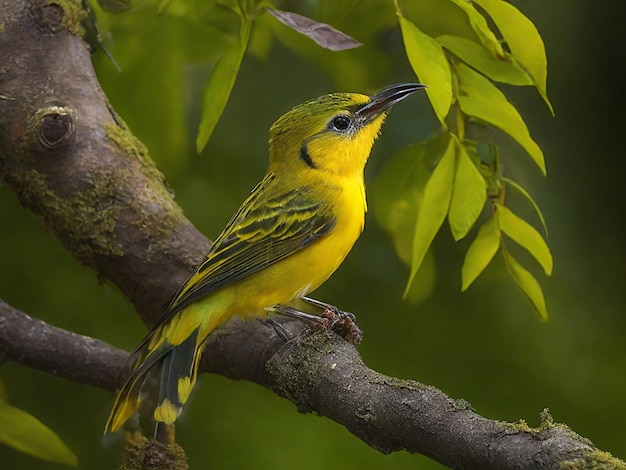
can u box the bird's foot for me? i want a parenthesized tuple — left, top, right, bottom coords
(265, 298, 363, 345)
(262, 317, 294, 342)
(319, 305, 363, 345)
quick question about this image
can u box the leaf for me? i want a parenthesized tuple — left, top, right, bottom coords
(196, 13, 250, 153)
(472, 0, 554, 115)
(502, 177, 548, 238)
(371, 143, 430, 266)
(447, 0, 504, 58)
(456, 63, 546, 175)
(96, 0, 131, 13)
(203, 3, 242, 38)
(448, 141, 487, 241)
(461, 214, 500, 291)
(404, 248, 437, 305)
(94, 6, 232, 172)
(397, 14, 452, 125)
(502, 247, 548, 320)
(405, 137, 456, 296)
(497, 204, 553, 276)
(248, 13, 274, 60)
(398, 0, 481, 42)
(437, 35, 532, 86)
(266, 8, 362, 51)
(0, 400, 77, 466)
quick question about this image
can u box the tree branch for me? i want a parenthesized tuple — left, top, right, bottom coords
(0, 1, 623, 469)
(0, 300, 619, 469)
(0, 299, 125, 390)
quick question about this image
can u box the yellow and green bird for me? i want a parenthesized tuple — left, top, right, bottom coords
(105, 83, 424, 435)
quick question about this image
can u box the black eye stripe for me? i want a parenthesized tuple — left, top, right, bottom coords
(299, 144, 316, 168)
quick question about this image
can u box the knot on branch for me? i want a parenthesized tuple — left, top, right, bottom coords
(122, 433, 188, 470)
(24, 103, 76, 153)
(35, 3, 64, 34)
(32, 1, 86, 36)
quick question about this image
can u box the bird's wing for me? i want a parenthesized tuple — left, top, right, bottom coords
(154, 173, 336, 326)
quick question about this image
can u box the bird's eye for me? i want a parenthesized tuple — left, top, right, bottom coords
(330, 115, 352, 132)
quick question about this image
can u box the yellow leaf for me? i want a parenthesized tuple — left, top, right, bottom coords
(472, 0, 553, 114)
(503, 177, 549, 238)
(502, 248, 548, 320)
(0, 400, 77, 466)
(447, 0, 504, 57)
(438, 35, 532, 86)
(397, 13, 452, 125)
(497, 204, 553, 276)
(456, 64, 546, 175)
(196, 11, 250, 153)
(448, 141, 487, 241)
(405, 137, 456, 296)
(461, 215, 500, 291)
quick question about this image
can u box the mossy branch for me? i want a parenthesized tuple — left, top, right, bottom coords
(0, 1, 624, 469)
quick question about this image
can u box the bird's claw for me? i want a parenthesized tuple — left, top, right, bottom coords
(265, 300, 363, 345)
(320, 307, 363, 345)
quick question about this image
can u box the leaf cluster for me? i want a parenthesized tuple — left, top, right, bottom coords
(374, 0, 553, 319)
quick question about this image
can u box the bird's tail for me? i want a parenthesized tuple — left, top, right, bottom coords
(104, 327, 205, 435)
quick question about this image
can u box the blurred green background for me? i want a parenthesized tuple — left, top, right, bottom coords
(1, 0, 625, 468)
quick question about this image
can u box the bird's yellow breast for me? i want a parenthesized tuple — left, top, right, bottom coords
(233, 175, 366, 315)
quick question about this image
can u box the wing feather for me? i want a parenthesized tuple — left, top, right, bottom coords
(152, 173, 336, 326)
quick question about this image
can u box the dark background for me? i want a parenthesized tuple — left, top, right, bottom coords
(1, 1, 624, 468)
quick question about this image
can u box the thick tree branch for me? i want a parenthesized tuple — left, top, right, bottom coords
(0, 299, 125, 390)
(0, 1, 623, 469)
(0, 300, 620, 469)
(0, 0, 210, 327)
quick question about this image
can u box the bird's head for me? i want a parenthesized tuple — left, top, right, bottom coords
(268, 83, 425, 178)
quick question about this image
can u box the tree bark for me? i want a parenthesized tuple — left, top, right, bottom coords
(0, 1, 623, 469)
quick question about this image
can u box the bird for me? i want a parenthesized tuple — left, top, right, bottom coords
(105, 83, 425, 436)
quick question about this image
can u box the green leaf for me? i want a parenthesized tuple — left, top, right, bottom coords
(456, 63, 546, 175)
(503, 177, 549, 238)
(0, 400, 77, 466)
(404, 248, 437, 305)
(203, 3, 243, 38)
(447, 0, 504, 58)
(196, 14, 250, 153)
(96, 0, 131, 13)
(398, 0, 481, 42)
(371, 142, 431, 266)
(438, 35, 532, 86)
(461, 214, 500, 291)
(448, 141, 487, 241)
(497, 204, 553, 275)
(266, 8, 362, 51)
(472, 0, 553, 115)
(94, 6, 231, 173)
(397, 13, 452, 125)
(405, 137, 456, 296)
(502, 247, 548, 320)
(248, 12, 274, 60)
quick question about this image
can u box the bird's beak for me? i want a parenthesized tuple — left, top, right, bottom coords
(356, 83, 426, 121)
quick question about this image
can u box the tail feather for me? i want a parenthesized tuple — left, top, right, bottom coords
(154, 329, 201, 424)
(105, 327, 204, 434)
(104, 340, 169, 434)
